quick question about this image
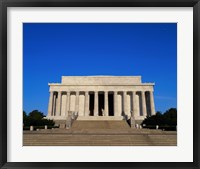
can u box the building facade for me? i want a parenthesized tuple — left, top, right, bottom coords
(46, 76, 156, 123)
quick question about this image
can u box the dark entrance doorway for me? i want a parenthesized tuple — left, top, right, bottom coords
(108, 93, 114, 116)
(89, 93, 94, 116)
(98, 93, 104, 116)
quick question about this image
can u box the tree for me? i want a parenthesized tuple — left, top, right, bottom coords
(29, 110, 44, 121)
(23, 111, 27, 119)
(142, 108, 177, 129)
(142, 112, 165, 126)
(23, 110, 55, 127)
(23, 111, 28, 126)
(163, 108, 177, 126)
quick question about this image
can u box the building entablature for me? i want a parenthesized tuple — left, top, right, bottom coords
(48, 83, 155, 86)
(49, 85, 154, 92)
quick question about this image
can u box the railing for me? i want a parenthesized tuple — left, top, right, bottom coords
(66, 111, 78, 129)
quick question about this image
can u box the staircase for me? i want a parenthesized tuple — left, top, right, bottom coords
(72, 120, 130, 130)
(23, 120, 177, 146)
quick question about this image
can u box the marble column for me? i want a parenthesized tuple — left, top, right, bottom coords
(123, 91, 127, 115)
(132, 91, 137, 117)
(150, 91, 156, 115)
(75, 91, 79, 113)
(47, 91, 54, 116)
(53, 93, 56, 116)
(65, 91, 70, 117)
(104, 91, 108, 116)
(56, 91, 61, 116)
(94, 91, 98, 116)
(84, 91, 90, 116)
(141, 91, 147, 117)
(114, 91, 118, 116)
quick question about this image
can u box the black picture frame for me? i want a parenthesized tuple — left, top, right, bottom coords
(0, 0, 199, 168)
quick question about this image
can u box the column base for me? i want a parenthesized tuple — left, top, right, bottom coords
(84, 112, 90, 116)
(94, 113, 99, 116)
(103, 112, 108, 116)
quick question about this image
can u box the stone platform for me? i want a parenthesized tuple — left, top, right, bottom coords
(23, 121, 177, 146)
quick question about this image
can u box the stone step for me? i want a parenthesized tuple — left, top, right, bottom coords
(23, 120, 177, 146)
(23, 133, 177, 146)
(71, 120, 131, 130)
(24, 130, 176, 135)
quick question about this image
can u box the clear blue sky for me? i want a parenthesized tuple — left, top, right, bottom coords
(23, 23, 177, 115)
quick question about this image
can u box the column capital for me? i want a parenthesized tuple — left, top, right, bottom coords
(76, 91, 79, 94)
(85, 91, 89, 94)
(49, 91, 54, 97)
(66, 91, 70, 96)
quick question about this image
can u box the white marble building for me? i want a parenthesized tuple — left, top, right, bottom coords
(46, 76, 156, 122)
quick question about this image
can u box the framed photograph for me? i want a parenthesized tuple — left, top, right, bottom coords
(0, 0, 199, 168)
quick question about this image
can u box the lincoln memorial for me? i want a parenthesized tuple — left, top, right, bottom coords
(46, 76, 156, 124)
